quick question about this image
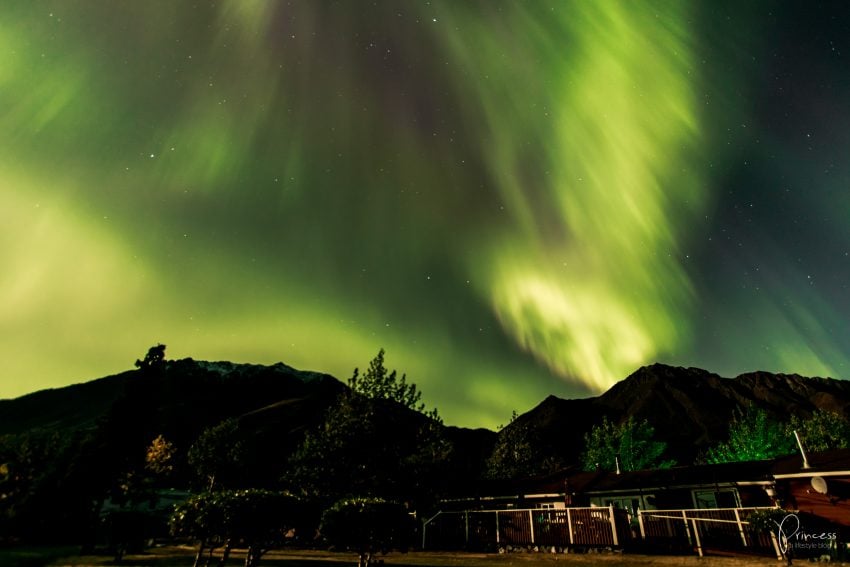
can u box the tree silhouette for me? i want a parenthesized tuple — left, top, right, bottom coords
(286, 349, 447, 508)
(145, 434, 176, 482)
(788, 409, 850, 452)
(135, 343, 167, 371)
(581, 416, 672, 472)
(320, 497, 414, 567)
(171, 489, 301, 567)
(705, 407, 795, 463)
(483, 411, 541, 480)
(348, 348, 439, 420)
(188, 418, 244, 492)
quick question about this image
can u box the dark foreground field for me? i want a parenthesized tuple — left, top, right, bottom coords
(3, 546, 846, 567)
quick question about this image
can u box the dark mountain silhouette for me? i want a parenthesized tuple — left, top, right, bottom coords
(0, 357, 497, 490)
(4, 357, 849, 548)
(0, 371, 132, 435)
(3, 359, 849, 481)
(506, 363, 850, 467)
(0, 359, 344, 440)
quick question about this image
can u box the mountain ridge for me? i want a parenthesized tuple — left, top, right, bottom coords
(0, 357, 344, 437)
(3, 359, 850, 473)
(508, 363, 850, 467)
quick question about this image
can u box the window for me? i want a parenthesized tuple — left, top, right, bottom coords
(590, 494, 655, 514)
(602, 497, 643, 516)
(693, 488, 740, 509)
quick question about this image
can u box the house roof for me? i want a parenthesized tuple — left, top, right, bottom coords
(469, 466, 603, 499)
(581, 460, 775, 494)
(471, 460, 776, 501)
(772, 447, 850, 478)
(454, 449, 850, 505)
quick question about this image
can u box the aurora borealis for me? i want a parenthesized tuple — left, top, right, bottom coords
(3, 1, 849, 427)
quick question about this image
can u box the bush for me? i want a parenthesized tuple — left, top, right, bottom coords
(320, 498, 414, 566)
(171, 489, 301, 567)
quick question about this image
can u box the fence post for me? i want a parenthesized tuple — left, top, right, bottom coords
(691, 519, 703, 557)
(566, 508, 573, 545)
(421, 511, 441, 550)
(637, 509, 646, 540)
(464, 511, 469, 545)
(495, 511, 500, 545)
(770, 529, 783, 560)
(528, 510, 535, 544)
(608, 505, 619, 546)
(682, 510, 693, 545)
(733, 508, 748, 547)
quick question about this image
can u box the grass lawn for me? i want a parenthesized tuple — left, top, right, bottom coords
(0, 545, 81, 567)
(33, 546, 850, 567)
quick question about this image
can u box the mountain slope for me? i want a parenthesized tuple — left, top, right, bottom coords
(0, 371, 132, 435)
(5, 359, 849, 478)
(0, 357, 497, 490)
(509, 363, 850, 467)
(0, 358, 345, 439)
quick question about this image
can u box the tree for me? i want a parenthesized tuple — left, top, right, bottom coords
(135, 343, 167, 371)
(170, 490, 226, 567)
(286, 393, 378, 500)
(286, 350, 448, 508)
(171, 489, 302, 567)
(0, 430, 70, 540)
(483, 411, 543, 480)
(0, 427, 134, 548)
(581, 416, 672, 472)
(349, 349, 449, 503)
(145, 434, 177, 485)
(320, 498, 414, 567)
(349, 348, 439, 420)
(188, 418, 245, 492)
(788, 409, 850, 453)
(705, 407, 796, 464)
(108, 434, 179, 521)
(145, 434, 176, 477)
(581, 416, 619, 472)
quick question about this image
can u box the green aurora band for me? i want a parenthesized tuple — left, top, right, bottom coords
(440, 2, 702, 390)
(2, 1, 848, 427)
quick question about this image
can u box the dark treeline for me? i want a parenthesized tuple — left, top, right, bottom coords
(0, 346, 490, 565)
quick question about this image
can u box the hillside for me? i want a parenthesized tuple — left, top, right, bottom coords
(4, 359, 849, 479)
(0, 371, 133, 435)
(0, 356, 498, 491)
(507, 363, 850, 467)
(0, 359, 345, 439)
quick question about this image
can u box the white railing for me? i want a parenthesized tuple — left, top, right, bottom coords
(424, 505, 783, 558)
(422, 506, 626, 550)
(637, 507, 782, 558)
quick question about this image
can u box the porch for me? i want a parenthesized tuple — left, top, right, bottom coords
(422, 506, 782, 558)
(637, 507, 780, 558)
(422, 506, 630, 551)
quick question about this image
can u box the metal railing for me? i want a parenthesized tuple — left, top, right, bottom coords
(423, 505, 783, 558)
(422, 506, 628, 550)
(637, 507, 781, 558)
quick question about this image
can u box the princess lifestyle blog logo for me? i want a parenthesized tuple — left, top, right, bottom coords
(774, 513, 837, 554)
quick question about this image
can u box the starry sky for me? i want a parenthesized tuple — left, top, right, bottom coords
(3, 1, 849, 428)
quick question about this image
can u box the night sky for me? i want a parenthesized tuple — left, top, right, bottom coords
(3, 1, 849, 427)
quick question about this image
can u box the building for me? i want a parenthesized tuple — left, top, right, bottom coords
(426, 449, 850, 558)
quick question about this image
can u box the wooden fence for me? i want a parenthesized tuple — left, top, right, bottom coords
(637, 507, 781, 558)
(423, 506, 782, 557)
(422, 507, 630, 550)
